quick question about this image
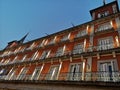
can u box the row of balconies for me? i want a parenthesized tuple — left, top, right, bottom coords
(0, 71, 120, 82)
(0, 22, 115, 57)
(0, 43, 118, 66)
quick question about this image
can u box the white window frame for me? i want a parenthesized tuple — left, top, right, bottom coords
(31, 51, 39, 60)
(40, 50, 51, 59)
(48, 36, 57, 45)
(96, 21, 112, 32)
(97, 36, 114, 51)
(31, 66, 41, 80)
(61, 33, 71, 41)
(112, 4, 117, 13)
(17, 67, 28, 80)
(55, 45, 65, 57)
(46, 65, 60, 80)
(76, 30, 87, 38)
(39, 39, 45, 47)
(97, 59, 118, 82)
(73, 43, 84, 54)
(68, 63, 82, 81)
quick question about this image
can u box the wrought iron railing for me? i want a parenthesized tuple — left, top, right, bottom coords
(0, 43, 118, 67)
(0, 71, 120, 82)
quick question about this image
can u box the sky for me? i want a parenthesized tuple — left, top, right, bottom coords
(0, 0, 120, 50)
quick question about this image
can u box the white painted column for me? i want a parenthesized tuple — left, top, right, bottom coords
(84, 39, 86, 52)
(56, 60, 63, 80)
(115, 36, 120, 47)
(37, 63, 44, 80)
(82, 59, 86, 81)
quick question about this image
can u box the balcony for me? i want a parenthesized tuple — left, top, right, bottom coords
(0, 71, 120, 82)
(94, 27, 114, 36)
(0, 43, 119, 68)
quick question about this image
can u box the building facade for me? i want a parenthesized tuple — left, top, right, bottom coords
(0, 1, 120, 82)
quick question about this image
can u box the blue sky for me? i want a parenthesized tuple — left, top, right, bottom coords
(0, 0, 119, 50)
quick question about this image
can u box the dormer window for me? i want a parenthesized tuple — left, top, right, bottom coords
(39, 39, 45, 47)
(76, 30, 87, 38)
(112, 4, 117, 13)
(48, 36, 57, 45)
(27, 42, 35, 50)
(61, 33, 70, 42)
(14, 47, 20, 53)
(98, 14, 101, 18)
(98, 11, 109, 18)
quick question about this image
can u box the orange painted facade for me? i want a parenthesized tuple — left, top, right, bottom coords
(0, 1, 120, 82)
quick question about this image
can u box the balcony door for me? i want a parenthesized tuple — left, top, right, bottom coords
(46, 66, 59, 80)
(68, 63, 82, 81)
(98, 60, 118, 82)
(6, 68, 16, 80)
(31, 67, 41, 80)
(17, 68, 28, 80)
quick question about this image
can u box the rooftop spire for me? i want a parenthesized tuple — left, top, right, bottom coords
(18, 33, 29, 44)
(103, 0, 106, 5)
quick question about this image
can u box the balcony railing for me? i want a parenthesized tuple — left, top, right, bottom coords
(0, 71, 120, 82)
(0, 43, 118, 67)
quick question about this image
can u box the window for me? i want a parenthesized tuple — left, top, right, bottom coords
(96, 22, 112, 32)
(55, 46, 65, 57)
(2, 50, 10, 56)
(97, 37, 113, 51)
(12, 56, 18, 63)
(98, 60, 118, 82)
(17, 68, 28, 80)
(6, 68, 16, 80)
(48, 39, 54, 45)
(0, 59, 4, 64)
(76, 30, 87, 38)
(46, 66, 59, 80)
(39, 39, 45, 47)
(61, 33, 70, 41)
(22, 55, 27, 61)
(0, 69, 6, 76)
(68, 63, 82, 81)
(14, 47, 21, 53)
(27, 42, 35, 50)
(31, 67, 41, 80)
(0, 69, 8, 79)
(73, 43, 84, 54)
(48, 36, 57, 45)
(4, 59, 10, 64)
(97, 11, 109, 18)
(31, 51, 39, 60)
(112, 5, 117, 13)
(40, 50, 51, 59)
(98, 14, 101, 18)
